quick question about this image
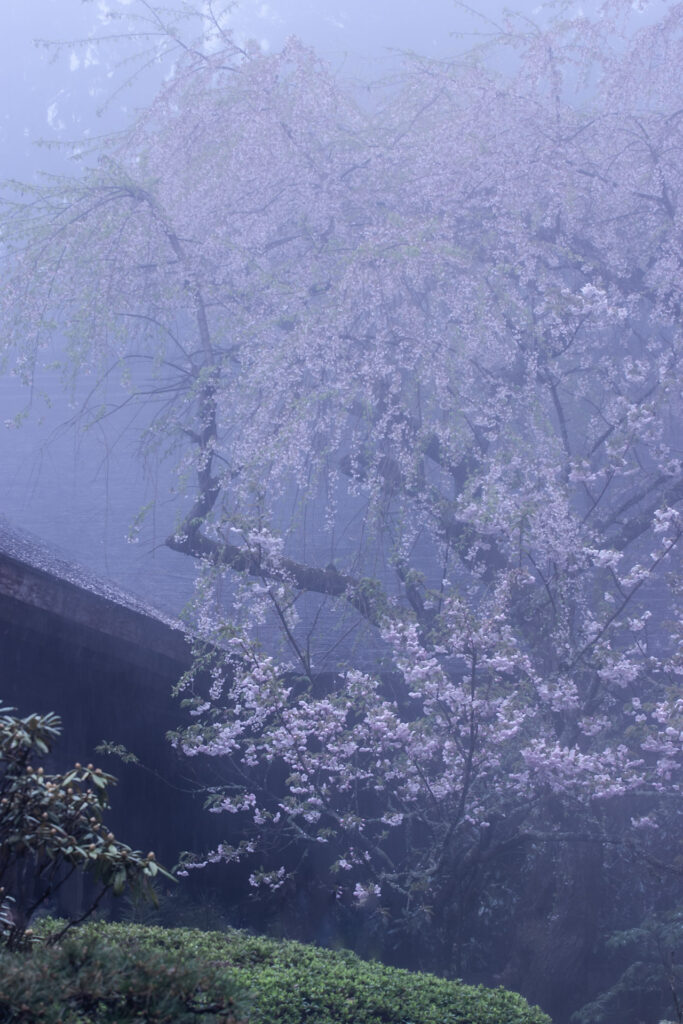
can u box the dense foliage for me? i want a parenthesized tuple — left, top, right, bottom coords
(6, 919, 549, 1024)
(0, 922, 249, 1023)
(572, 909, 683, 1024)
(1, 0, 682, 1018)
(0, 708, 171, 948)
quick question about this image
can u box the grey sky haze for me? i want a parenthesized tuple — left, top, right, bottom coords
(0, 0, 524, 178)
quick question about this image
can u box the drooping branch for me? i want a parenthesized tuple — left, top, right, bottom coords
(338, 430, 508, 580)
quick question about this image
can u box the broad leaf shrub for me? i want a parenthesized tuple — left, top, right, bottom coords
(0, 707, 174, 947)
(25, 920, 550, 1024)
(0, 924, 250, 1023)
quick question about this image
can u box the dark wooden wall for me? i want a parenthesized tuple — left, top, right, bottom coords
(0, 551, 223, 874)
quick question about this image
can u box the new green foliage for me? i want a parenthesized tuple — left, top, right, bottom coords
(24, 920, 551, 1024)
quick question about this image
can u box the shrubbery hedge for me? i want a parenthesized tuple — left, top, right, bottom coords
(0, 920, 552, 1024)
(0, 925, 249, 1023)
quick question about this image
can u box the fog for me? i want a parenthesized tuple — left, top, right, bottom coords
(0, 3, 681, 1024)
(0, 0, 510, 608)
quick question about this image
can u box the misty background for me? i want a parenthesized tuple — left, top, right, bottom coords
(0, 0, 516, 615)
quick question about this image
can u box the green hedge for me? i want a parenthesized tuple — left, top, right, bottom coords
(0, 925, 249, 1023)
(2, 920, 551, 1024)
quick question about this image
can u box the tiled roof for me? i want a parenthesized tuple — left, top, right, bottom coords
(0, 515, 190, 666)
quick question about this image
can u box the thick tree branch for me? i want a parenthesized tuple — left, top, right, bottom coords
(166, 526, 385, 626)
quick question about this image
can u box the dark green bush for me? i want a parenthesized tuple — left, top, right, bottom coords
(572, 908, 683, 1024)
(0, 925, 250, 1023)
(0, 707, 173, 948)
(28, 920, 551, 1024)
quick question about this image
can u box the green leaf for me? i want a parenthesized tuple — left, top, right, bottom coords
(112, 867, 127, 896)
